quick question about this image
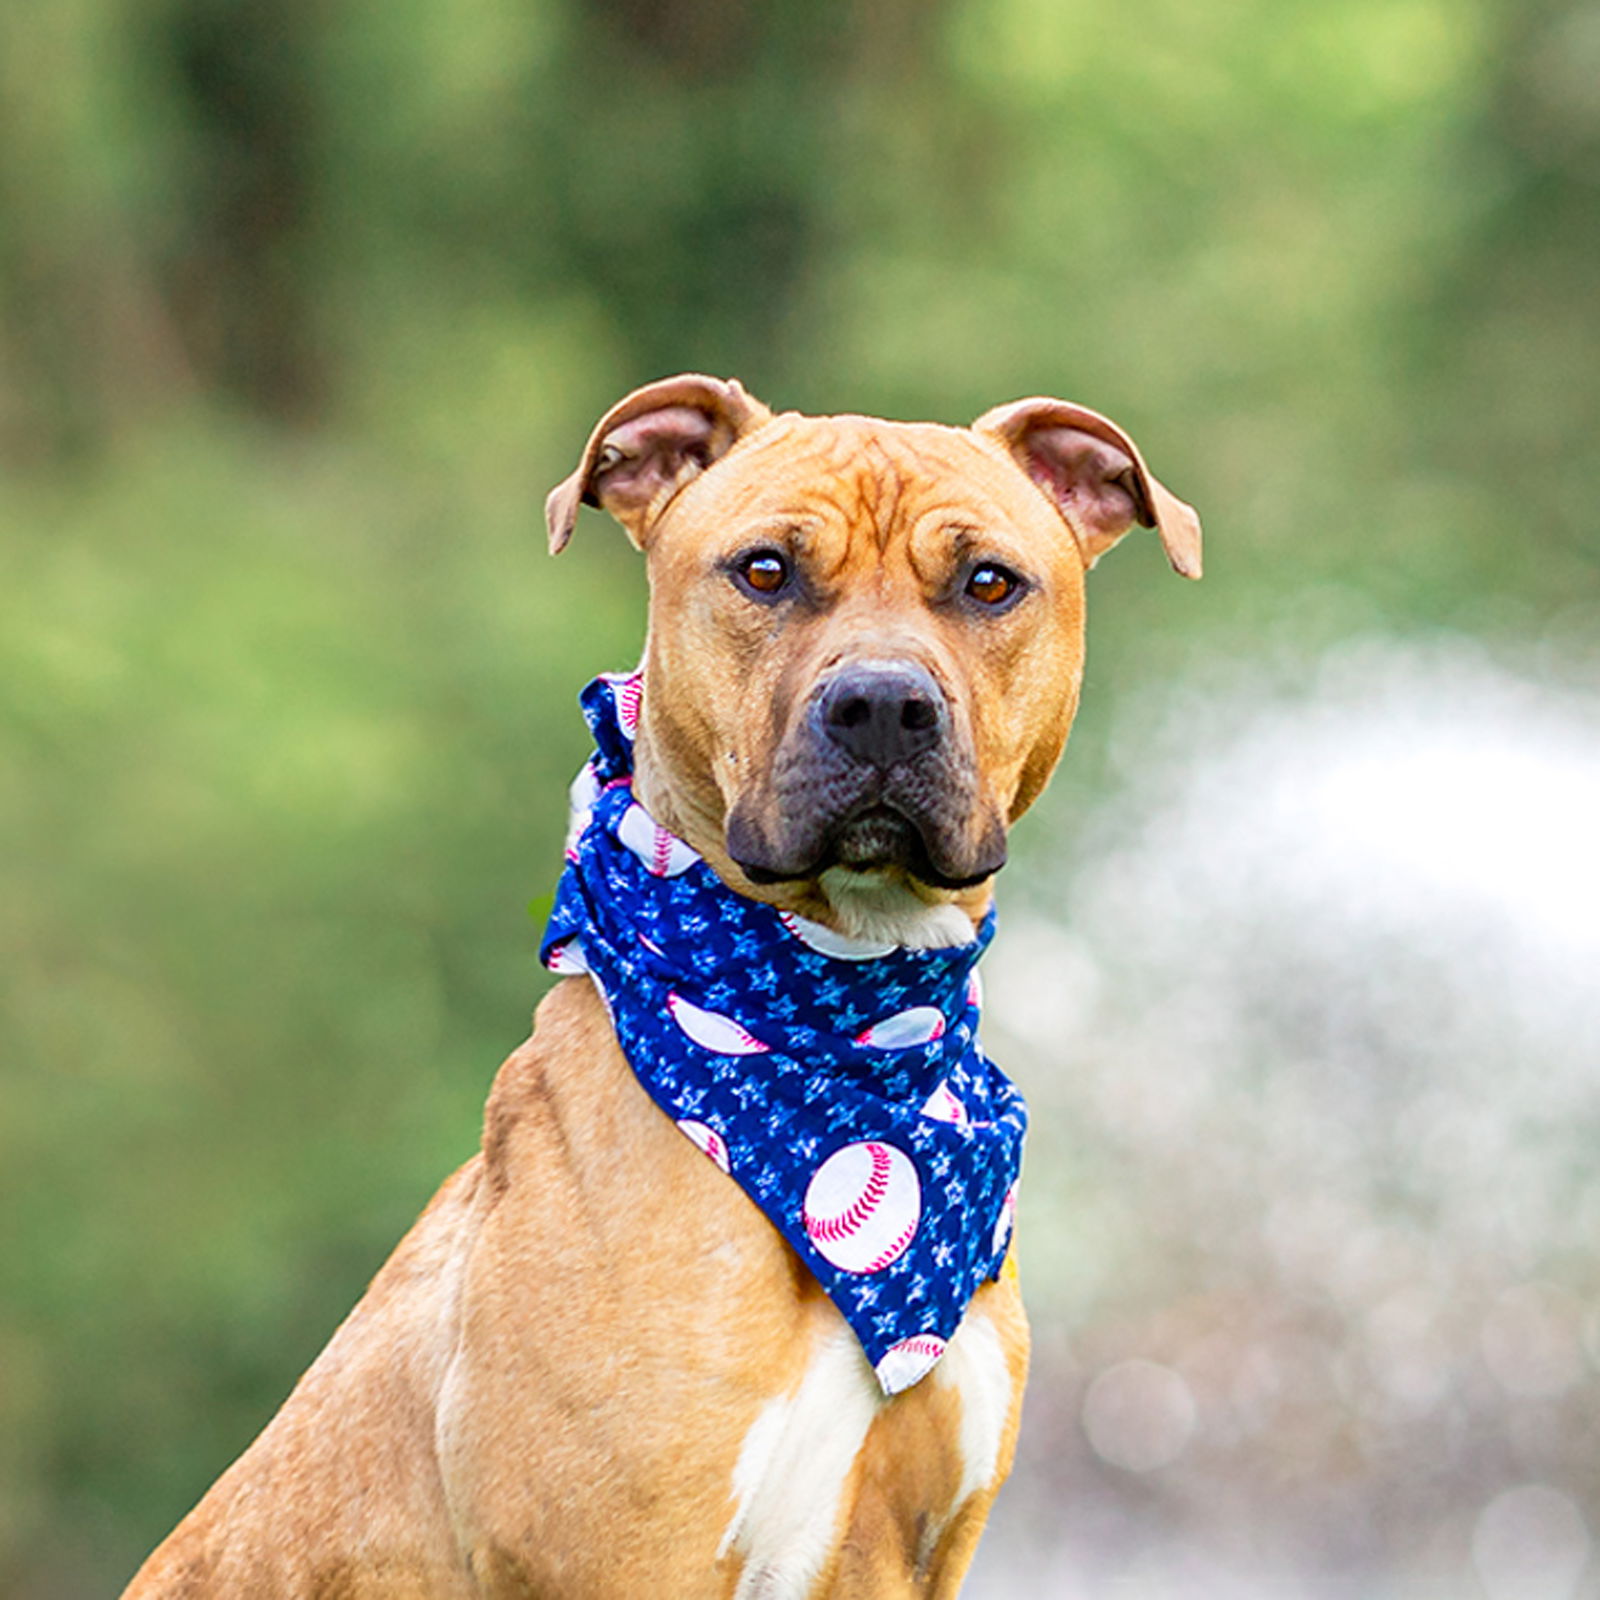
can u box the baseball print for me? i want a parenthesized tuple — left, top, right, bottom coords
(874, 1333, 948, 1396)
(778, 909, 896, 961)
(855, 1006, 946, 1049)
(618, 802, 701, 877)
(920, 1080, 970, 1127)
(992, 1183, 1019, 1258)
(677, 1119, 733, 1174)
(803, 1141, 922, 1274)
(599, 670, 643, 738)
(666, 992, 770, 1055)
(545, 935, 590, 976)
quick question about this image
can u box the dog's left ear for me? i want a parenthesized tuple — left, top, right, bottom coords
(973, 398, 1202, 579)
(546, 374, 773, 554)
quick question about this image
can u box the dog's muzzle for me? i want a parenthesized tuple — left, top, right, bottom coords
(727, 661, 1008, 890)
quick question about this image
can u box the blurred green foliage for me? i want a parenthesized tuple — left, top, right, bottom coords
(0, 0, 1595, 1593)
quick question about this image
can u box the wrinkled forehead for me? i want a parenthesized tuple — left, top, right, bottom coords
(660, 413, 1065, 548)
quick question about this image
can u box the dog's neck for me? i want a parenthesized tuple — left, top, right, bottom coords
(632, 728, 991, 952)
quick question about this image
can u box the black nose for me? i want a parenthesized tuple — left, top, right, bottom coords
(815, 661, 947, 770)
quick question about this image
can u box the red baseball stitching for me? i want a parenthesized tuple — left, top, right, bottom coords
(618, 678, 642, 733)
(862, 1217, 918, 1273)
(886, 1335, 945, 1361)
(805, 1144, 894, 1243)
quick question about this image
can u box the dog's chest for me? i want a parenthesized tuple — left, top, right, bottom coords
(718, 1306, 1016, 1598)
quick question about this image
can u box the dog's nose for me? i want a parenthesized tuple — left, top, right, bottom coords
(816, 662, 947, 770)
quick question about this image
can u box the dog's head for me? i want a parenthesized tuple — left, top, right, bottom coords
(547, 375, 1200, 946)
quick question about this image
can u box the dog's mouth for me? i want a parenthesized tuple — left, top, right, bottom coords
(730, 799, 1004, 892)
(830, 805, 921, 869)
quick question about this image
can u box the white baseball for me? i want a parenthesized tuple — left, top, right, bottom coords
(617, 803, 701, 878)
(676, 1119, 732, 1174)
(803, 1141, 921, 1274)
(992, 1182, 1019, 1258)
(666, 992, 770, 1055)
(601, 671, 643, 738)
(920, 1079, 969, 1127)
(777, 910, 895, 961)
(564, 763, 601, 857)
(874, 1333, 948, 1395)
(855, 1006, 946, 1050)
(544, 935, 589, 976)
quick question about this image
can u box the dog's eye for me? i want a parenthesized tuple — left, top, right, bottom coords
(734, 549, 791, 597)
(965, 563, 1023, 607)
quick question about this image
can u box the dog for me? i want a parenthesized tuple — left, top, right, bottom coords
(122, 375, 1200, 1599)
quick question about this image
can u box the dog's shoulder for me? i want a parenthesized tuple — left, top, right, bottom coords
(480, 978, 618, 1196)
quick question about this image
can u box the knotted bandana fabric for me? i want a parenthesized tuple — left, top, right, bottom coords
(540, 672, 1028, 1395)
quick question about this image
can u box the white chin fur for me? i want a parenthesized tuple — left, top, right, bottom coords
(817, 868, 977, 950)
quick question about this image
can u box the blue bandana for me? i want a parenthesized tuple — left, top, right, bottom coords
(540, 672, 1027, 1395)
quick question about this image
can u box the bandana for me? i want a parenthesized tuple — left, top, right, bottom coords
(540, 672, 1027, 1395)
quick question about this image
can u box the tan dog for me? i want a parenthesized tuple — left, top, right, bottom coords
(123, 376, 1199, 1599)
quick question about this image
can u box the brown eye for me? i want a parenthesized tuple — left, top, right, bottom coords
(735, 549, 791, 596)
(965, 563, 1022, 607)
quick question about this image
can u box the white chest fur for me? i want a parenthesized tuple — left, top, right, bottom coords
(927, 1310, 1012, 1550)
(719, 1309, 1013, 1598)
(719, 1325, 880, 1599)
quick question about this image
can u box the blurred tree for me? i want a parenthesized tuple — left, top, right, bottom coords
(162, 0, 324, 418)
(0, 0, 195, 458)
(0, 0, 1596, 1593)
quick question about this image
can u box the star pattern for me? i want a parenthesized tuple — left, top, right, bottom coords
(540, 673, 1028, 1396)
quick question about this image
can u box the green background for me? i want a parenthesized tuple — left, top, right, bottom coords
(3, 0, 1597, 1594)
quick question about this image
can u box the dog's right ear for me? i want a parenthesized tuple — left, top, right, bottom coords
(545, 375, 772, 554)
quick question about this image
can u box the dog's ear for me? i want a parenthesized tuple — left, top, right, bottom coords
(546, 374, 773, 553)
(973, 398, 1202, 579)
